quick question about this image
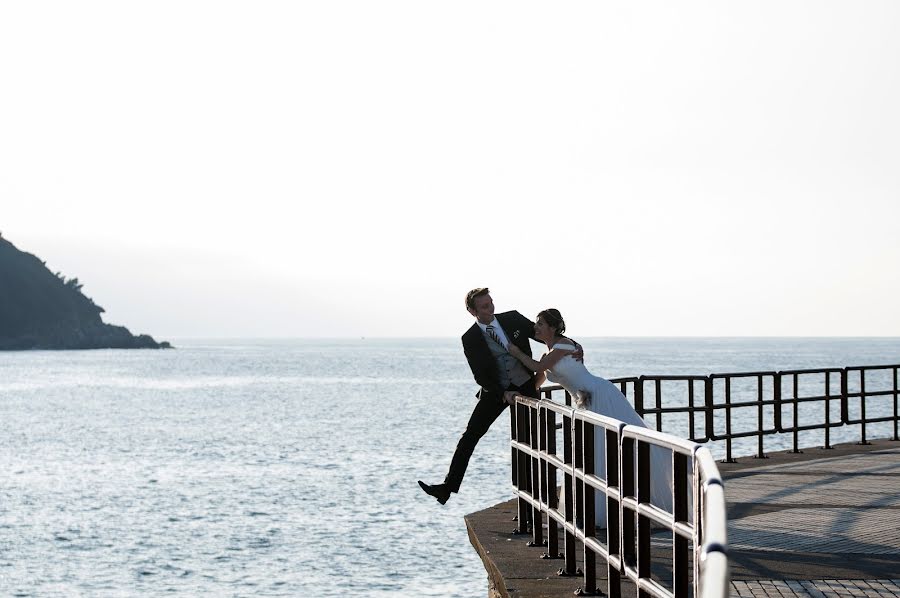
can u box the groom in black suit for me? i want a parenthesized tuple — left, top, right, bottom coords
(418, 287, 541, 505)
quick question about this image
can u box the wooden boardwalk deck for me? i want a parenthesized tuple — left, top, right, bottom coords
(465, 438, 900, 597)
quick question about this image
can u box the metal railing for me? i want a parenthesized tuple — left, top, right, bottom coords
(508, 363, 900, 597)
(619, 364, 899, 461)
(511, 393, 727, 597)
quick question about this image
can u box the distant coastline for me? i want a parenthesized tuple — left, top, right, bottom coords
(0, 235, 171, 350)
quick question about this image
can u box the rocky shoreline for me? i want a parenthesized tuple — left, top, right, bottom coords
(0, 235, 171, 351)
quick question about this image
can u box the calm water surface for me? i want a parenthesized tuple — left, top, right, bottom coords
(2, 338, 899, 597)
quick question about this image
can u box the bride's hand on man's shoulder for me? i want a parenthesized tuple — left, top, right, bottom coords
(569, 340, 584, 362)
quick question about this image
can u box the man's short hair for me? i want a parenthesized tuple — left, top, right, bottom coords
(465, 287, 490, 311)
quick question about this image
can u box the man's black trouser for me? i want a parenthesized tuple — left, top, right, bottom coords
(444, 379, 537, 493)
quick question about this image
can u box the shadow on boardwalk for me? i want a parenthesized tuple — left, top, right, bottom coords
(719, 438, 900, 581)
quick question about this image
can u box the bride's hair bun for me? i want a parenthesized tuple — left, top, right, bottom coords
(537, 308, 565, 335)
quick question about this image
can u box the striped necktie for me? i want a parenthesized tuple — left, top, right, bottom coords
(485, 325, 506, 349)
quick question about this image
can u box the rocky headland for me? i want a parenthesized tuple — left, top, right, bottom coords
(0, 235, 171, 350)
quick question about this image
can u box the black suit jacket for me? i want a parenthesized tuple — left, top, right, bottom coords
(462, 310, 539, 402)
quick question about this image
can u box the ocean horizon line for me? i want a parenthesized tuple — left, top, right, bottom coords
(159, 335, 900, 341)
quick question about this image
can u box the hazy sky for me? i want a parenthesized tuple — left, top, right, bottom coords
(2, 2, 899, 338)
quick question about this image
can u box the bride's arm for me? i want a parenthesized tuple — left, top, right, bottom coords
(508, 344, 571, 372)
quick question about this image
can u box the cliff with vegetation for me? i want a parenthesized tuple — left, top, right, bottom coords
(0, 235, 171, 350)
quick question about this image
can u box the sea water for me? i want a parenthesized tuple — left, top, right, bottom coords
(2, 338, 899, 597)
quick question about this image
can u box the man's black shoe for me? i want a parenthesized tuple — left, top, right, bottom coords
(418, 481, 451, 505)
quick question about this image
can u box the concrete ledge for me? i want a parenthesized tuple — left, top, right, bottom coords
(465, 498, 589, 598)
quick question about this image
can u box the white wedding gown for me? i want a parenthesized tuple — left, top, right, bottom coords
(546, 343, 673, 528)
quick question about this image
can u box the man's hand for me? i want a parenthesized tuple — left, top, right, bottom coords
(503, 390, 519, 405)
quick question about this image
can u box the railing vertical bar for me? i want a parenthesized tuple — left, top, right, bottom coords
(894, 366, 899, 441)
(539, 404, 548, 504)
(688, 379, 697, 442)
(607, 426, 622, 598)
(510, 396, 518, 487)
(563, 403, 577, 576)
(635, 378, 645, 418)
(582, 419, 597, 595)
(792, 372, 801, 453)
(860, 369, 870, 445)
(655, 380, 663, 432)
(516, 402, 529, 533)
(824, 371, 832, 449)
(756, 374, 766, 459)
(841, 368, 849, 424)
(637, 439, 651, 598)
(673, 451, 689, 598)
(724, 377, 736, 463)
(692, 451, 702, 598)
(574, 419, 584, 538)
(774, 372, 782, 433)
(622, 436, 636, 574)
(704, 377, 714, 446)
(584, 421, 596, 535)
(545, 407, 561, 559)
(529, 403, 543, 548)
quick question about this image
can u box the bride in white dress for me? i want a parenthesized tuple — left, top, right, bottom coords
(507, 309, 673, 528)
